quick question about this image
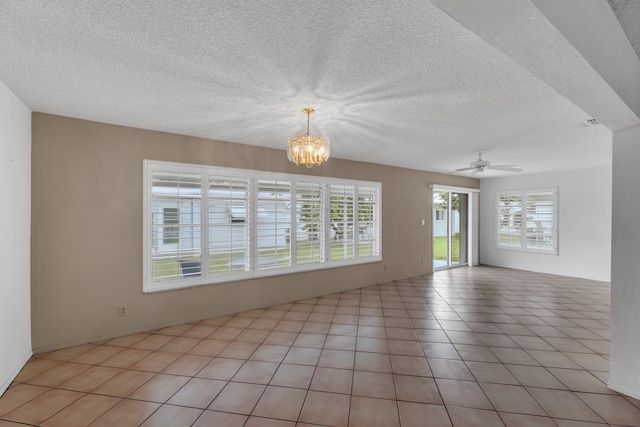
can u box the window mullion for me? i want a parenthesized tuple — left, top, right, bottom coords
(324, 182, 331, 263)
(250, 173, 258, 274)
(521, 192, 527, 249)
(323, 183, 328, 264)
(553, 192, 558, 252)
(143, 164, 152, 290)
(448, 191, 452, 265)
(291, 180, 297, 268)
(354, 187, 359, 259)
(377, 186, 381, 257)
(201, 170, 210, 283)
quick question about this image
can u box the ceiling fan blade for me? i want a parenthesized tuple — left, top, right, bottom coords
(451, 167, 476, 172)
(487, 165, 523, 172)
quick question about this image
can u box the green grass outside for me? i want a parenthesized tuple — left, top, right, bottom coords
(153, 241, 375, 280)
(498, 232, 522, 246)
(432, 233, 522, 267)
(433, 235, 460, 262)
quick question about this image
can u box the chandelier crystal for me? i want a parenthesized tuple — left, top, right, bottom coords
(287, 108, 330, 168)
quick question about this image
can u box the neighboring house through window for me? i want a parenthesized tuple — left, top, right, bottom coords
(162, 207, 179, 244)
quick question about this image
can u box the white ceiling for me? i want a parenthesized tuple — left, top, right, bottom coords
(1, 0, 638, 177)
(608, 0, 640, 59)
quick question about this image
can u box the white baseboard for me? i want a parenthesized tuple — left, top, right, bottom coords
(608, 379, 640, 400)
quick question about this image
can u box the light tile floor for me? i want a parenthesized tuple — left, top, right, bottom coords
(2, 266, 640, 426)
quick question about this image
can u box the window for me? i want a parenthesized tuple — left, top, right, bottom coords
(209, 174, 250, 275)
(497, 189, 557, 254)
(330, 184, 355, 261)
(256, 179, 292, 270)
(357, 185, 379, 258)
(295, 182, 323, 265)
(150, 171, 202, 282)
(144, 160, 382, 292)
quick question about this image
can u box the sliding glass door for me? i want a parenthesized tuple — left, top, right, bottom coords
(433, 191, 468, 270)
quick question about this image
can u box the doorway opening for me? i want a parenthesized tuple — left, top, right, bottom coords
(432, 187, 476, 270)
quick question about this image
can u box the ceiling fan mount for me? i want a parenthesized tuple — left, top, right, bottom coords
(452, 150, 523, 174)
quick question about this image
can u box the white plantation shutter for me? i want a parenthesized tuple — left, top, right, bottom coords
(525, 191, 556, 251)
(295, 182, 324, 265)
(330, 184, 355, 261)
(357, 185, 380, 258)
(256, 179, 292, 269)
(496, 189, 557, 254)
(498, 193, 522, 248)
(209, 175, 250, 275)
(150, 170, 202, 282)
(144, 161, 381, 292)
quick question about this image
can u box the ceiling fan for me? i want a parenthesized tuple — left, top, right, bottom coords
(451, 151, 523, 174)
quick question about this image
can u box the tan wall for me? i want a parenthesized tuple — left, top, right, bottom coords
(31, 113, 478, 352)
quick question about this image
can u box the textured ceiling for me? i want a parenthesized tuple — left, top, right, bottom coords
(0, 0, 636, 177)
(608, 0, 640, 60)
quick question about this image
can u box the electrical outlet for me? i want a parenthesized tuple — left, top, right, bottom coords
(118, 306, 127, 317)
(421, 257, 424, 264)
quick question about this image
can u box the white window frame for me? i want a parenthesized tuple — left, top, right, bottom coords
(496, 188, 558, 254)
(144, 160, 382, 292)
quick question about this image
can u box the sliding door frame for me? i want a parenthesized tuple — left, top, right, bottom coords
(430, 184, 480, 270)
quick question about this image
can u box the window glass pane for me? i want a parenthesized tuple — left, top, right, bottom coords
(151, 171, 202, 281)
(498, 193, 522, 247)
(357, 186, 378, 258)
(296, 182, 323, 265)
(209, 175, 250, 274)
(452, 193, 468, 265)
(330, 184, 355, 260)
(257, 179, 292, 269)
(433, 191, 449, 268)
(526, 192, 555, 250)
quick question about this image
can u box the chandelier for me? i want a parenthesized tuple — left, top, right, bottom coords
(287, 108, 330, 168)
